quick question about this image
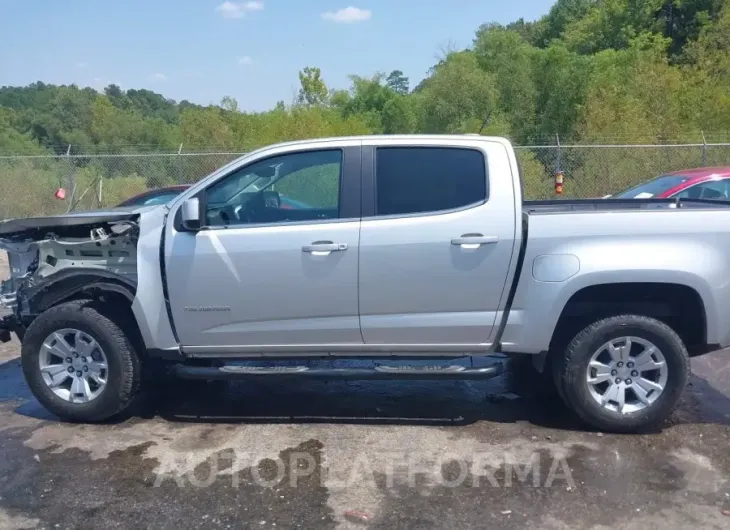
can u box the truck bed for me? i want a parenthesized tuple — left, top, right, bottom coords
(523, 197, 730, 215)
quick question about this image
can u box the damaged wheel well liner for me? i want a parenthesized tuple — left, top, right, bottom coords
(20, 268, 136, 319)
(18, 269, 148, 356)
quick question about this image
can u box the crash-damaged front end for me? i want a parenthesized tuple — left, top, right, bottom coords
(0, 210, 141, 342)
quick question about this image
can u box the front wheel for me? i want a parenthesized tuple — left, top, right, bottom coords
(21, 300, 142, 423)
(554, 315, 689, 433)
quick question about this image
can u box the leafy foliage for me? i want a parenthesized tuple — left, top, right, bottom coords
(2, 0, 730, 209)
(3, 1, 730, 151)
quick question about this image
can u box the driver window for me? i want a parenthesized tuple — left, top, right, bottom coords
(204, 149, 342, 227)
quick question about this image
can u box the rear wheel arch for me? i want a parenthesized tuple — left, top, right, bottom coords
(549, 282, 707, 356)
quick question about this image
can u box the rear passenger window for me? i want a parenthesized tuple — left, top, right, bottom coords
(375, 147, 487, 216)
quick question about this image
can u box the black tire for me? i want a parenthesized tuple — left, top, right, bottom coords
(21, 300, 142, 423)
(551, 351, 570, 405)
(555, 314, 689, 433)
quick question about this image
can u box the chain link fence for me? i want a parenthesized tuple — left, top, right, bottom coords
(0, 152, 241, 218)
(516, 143, 730, 199)
(2, 143, 730, 218)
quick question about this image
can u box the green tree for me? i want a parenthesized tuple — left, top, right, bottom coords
(533, 43, 592, 141)
(328, 89, 351, 112)
(658, 0, 725, 58)
(0, 108, 48, 154)
(561, 0, 665, 54)
(341, 73, 398, 131)
(179, 107, 234, 150)
(382, 95, 419, 133)
(220, 96, 240, 112)
(418, 51, 507, 134)
(474, 24, 537, 142)
(385, 70, 410, 94)
(104, 84, 124, 100)
(685, 1, 730, 75)
(577, 34, 685, 142)
(297, 67, 329, 106)
(533, 0, 597, 46)
(505, 18, 545, 45)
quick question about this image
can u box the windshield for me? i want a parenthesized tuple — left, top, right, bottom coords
(613, 175, 691, 198)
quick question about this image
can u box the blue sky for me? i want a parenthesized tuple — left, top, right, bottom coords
(0, 1, 555, 111)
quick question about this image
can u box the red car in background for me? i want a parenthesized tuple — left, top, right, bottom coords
(116, 185, 191, 207)
(609, 166, 730, 200)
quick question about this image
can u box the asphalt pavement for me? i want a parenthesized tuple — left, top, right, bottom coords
(1, 337, 730, 529)
(2, 244, 730, 529)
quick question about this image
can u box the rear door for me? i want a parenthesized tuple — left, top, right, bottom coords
(357, 138, 517, 349)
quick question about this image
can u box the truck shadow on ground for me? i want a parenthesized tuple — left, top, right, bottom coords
(3, 355, 730, 433)
(142, 358, 730, 433)
(0, 356, 33, 402)
(150, 383, 585, 430)
(136, 357, 591, 430)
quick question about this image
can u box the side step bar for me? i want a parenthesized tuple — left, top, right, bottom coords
(173, 363, 504, 381)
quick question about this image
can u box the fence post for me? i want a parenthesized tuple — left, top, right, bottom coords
(65, 144, 76, 213)
(178, 143, 184, 185)
(554, 133, 565, 196)
(96, 176, 103, 208)
(701, 130, 707, 167)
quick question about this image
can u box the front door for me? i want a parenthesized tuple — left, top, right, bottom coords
(358, 140, 517, 348)
(165, 145, 363, 354)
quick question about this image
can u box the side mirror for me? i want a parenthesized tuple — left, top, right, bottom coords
(181, 197, 201, 231)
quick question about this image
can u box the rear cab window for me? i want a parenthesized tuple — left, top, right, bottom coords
(374, 147, 488, 216)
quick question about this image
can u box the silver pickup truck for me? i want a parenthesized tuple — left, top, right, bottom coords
(1, 135, 729, 432)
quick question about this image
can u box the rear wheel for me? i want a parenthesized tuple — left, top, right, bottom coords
(21, 300, 142, 423)
(554, 314, 689, 432)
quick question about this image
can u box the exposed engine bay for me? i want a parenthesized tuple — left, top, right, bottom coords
(0, 212, 141, 339)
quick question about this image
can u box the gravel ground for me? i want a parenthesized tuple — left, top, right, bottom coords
(0, 253, 729, 529)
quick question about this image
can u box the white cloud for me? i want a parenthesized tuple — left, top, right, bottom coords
(75, 62, 87, 68)
(243, 1, 264, 11)
(238, 56, 253, 65)
(216, 1, 264, 19)
(321, 6, 372, 23)
(151, 73, 167, 81)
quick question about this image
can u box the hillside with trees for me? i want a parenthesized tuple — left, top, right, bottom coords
(2, 0, 730, 215)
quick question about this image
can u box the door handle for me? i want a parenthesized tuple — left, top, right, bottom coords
(302, 241, 348, 256)
(451, 234, 499, 248)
